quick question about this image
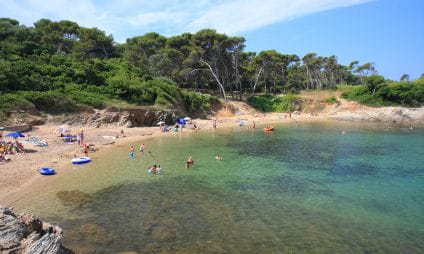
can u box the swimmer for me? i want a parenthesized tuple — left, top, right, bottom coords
(130, 145, 135, 158)
(186, 155, 194, 168)
(157, 165, 162, 173)
(215, 154, 222, 160)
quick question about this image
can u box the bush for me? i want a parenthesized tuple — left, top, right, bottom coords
(341, 85, 388, 106)
(0, 93, 35, 113)
(19, 91, 79, 113)
(247, 94, 301, 112)
(324, 96, 338, 104)
(341, 79, 424, 107)
(182, 91, 219, 112)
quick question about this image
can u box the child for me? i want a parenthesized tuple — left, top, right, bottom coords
(130, 145, 134, 158)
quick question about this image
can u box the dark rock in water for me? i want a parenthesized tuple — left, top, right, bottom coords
(56, 190, 94, 208)
(0, 205, 73, 253)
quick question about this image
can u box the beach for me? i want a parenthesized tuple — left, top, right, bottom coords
(1, 97, 423, 202)
(0, 112, 300, 201)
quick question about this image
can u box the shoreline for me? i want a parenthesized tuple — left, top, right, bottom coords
(0, 111, 422, 203)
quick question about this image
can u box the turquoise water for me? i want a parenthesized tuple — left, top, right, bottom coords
(8, 122, 424, 253)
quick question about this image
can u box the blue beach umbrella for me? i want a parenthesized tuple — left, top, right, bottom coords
(178, 118, 186, 125)
(6, 132, 25, 138)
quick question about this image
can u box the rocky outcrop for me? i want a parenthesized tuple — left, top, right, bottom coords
(48, 106, 178, 127)
(0, 205, 73, 254)
(82, 107, 178, 128)
(330, 106, 424, 124)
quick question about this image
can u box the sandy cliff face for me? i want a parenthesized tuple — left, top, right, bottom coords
(0, 205, 73, 254)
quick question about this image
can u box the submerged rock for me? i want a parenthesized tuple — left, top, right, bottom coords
(0, 205, 73, 253)
(56, 190, 94, 208)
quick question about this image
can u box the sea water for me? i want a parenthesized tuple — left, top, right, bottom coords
(6, 121, 424, 253)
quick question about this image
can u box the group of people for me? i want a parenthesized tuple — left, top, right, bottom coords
(0, 131, 26, 164)
(130, 143, 145, 158)
(147, 164, 162, 174)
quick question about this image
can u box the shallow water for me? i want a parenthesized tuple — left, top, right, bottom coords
(7, 122, 424, 253)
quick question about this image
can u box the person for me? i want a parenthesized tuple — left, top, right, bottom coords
(213, 119, 217, 130)
(0, 130, 3, 142)
(80, 130, 84, 145)
(156, 165, 162, 173)
(186, 155, 194, 168)
(215, 154, 222, 160)
(139, 144, 145, 154)
(83, 144, 89, 157)
(252, 120, 256, 129)
(130, 145, 134, 158)
(76, 133, 81, 146)
(119, 129, 126, 138)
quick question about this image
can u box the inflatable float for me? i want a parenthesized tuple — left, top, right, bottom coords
(39, 167, 56, 175)
(71, 157, 91, 165)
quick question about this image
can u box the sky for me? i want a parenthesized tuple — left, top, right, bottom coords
(0, 0, 423, 80)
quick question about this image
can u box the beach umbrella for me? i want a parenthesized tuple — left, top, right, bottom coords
(178, 118, 186, 125)
(156, 121, 165, 125)
(6, 132, 25, 138)
(54, 124, 71, 134)
(184, 117, 191, 121)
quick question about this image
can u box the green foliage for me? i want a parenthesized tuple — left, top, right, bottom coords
(341, 85, 387, 106)
(18, 91, 79, 113)
(0, 93, 34, 113)
(247, 94, 301, 112)
(324, 96, 338, 104)
(182, 91, 219, 112)
(341, 78, 424, 107)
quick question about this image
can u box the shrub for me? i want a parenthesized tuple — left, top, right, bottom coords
(0, 93, 35, 113)
(324, 96, 338, 104)
(247, 94, 301, 112)
(19, 91, 79, 113)
(182, 91, 219, 112)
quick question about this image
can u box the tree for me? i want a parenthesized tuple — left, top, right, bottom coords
(400, 74, 409, 82)
(365, 75, 385, 96)
(72, 28, 115, 59)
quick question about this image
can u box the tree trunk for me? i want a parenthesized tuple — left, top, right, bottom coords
(200, 59, 227, 101)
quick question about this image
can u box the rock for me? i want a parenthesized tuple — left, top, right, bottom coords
(28, 119, 46, 126)
(0, 205, 73, 254)
(82, 107, 177, 128)
(2, 124, 32, 132)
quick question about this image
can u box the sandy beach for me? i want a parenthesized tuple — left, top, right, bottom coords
(1, 95, 423, 202)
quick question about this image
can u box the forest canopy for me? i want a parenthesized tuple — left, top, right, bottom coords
(0, 17, 422, 116)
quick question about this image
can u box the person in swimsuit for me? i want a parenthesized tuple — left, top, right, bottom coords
(139, 144, 145, 154)
(130, 145, 135, 158)
(186, 155, 194, 168)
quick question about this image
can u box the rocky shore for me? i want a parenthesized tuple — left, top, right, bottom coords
(0, 205, 73, 254)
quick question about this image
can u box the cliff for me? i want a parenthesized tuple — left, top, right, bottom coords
(0, 205, 73, 254)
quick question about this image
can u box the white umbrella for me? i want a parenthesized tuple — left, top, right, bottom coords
(184, 117, 191, 121)
(156, 121, 165, 125)
(54, 124, 71, 134)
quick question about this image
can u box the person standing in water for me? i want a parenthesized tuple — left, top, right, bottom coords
(139, 143, 145, 154)
(186, 155, 194, 168)
(130, 145, 135, 158)
(252, 120, 256, 129)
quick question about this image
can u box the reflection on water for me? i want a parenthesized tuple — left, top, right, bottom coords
(7, 122, 424, 253)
